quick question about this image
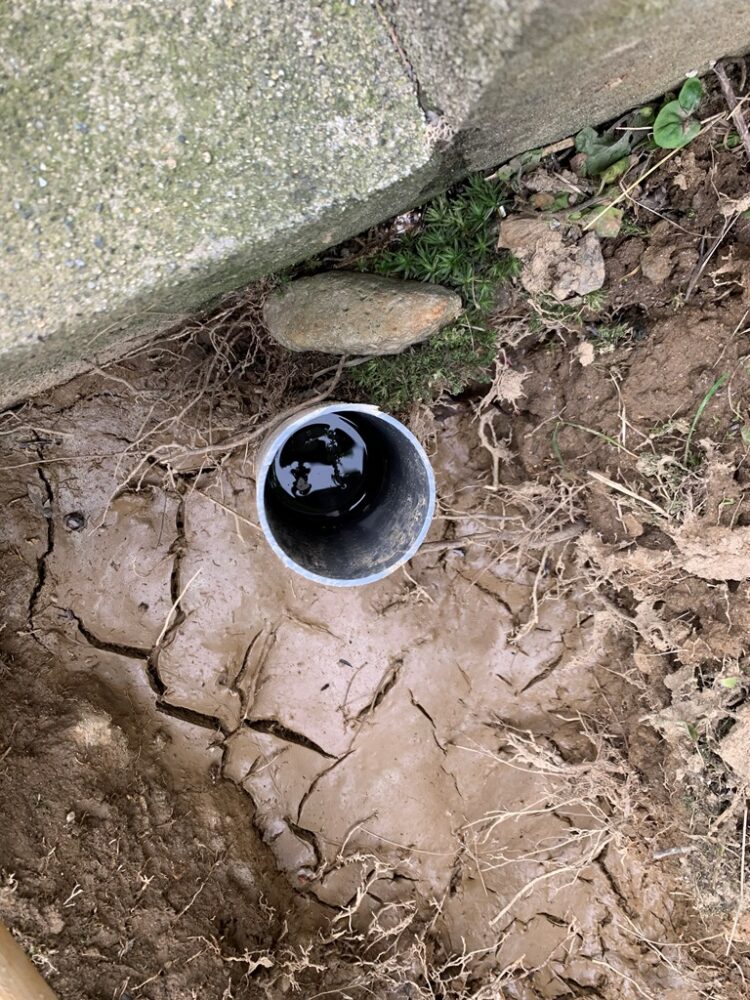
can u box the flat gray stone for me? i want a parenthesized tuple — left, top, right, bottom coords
(264, 272, 461, 355)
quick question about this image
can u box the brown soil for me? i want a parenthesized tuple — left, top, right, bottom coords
(3, 105, 750, 1000)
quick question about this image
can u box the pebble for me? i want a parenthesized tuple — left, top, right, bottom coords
(264, 271, 461, 356)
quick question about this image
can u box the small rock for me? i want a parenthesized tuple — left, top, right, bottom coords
(675, 521, 750, 581)
(263, 272, 461, 355)
(640, 245, 674, 285)
(529, 192, 557, 210)
(44, 908, 65, 935)
(498, 218, 605, 301)
(640, 222, 677, 285)
(67, 709, 115, 749)
(575, 341, 595, 367)
(73, 797, 112, 821)
(265, 822, 316, 875)
(622, 513, 644, 538)
(227, 862, 257, 891)
(524, 167, 580, 194)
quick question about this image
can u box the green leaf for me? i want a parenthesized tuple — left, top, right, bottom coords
(652, 82, 702, 149)
(583, 206, 623, 238)
(574, 127, 634, 176)
(741, 425, 750, 446)
(679, 77, 703, 114)
(493, 149, 542, 185)
(575, 126, 600, 155)
(589, 136, 635, 176)
(684, 373, 729, 464)
(575, 113, 654, 177)
(600, 156, 631, 186)
(653, 100, 700, 149)
(721, 676, 740, 689)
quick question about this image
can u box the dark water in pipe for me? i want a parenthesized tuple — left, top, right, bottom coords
(267, 414, 386, 524)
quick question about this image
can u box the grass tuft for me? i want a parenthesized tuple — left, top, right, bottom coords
(351, 175, 519, 409)
(684, 373, 730, 465)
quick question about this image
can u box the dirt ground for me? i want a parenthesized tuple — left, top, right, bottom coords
(3, 88, 750, 999)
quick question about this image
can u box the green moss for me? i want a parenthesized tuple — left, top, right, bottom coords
(352, 319, 500, 410)
(588, 321, 632, 348)
(351, 174, 519, 409)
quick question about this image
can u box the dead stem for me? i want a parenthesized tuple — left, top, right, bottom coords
(726, 805, 748, 955)
(714, 61, 750, 162)
(155, 355, 347, 470)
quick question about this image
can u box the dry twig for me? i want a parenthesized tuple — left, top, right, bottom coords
(714, 61, 750, 162)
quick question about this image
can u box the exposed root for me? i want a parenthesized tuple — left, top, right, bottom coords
(474, 357, 528, 489)
(714, 61, 750, 163)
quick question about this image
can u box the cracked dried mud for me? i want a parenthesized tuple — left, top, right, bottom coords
(0, 351, 734, 999)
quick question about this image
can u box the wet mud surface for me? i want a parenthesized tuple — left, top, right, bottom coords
(0, 353, 731, 1000)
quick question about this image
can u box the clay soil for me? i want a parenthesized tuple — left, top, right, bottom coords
(3, 116, 750, 1000)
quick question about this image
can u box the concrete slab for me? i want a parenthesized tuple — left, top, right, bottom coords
(386, 0, 750, 170)
(0, 0, 435, 403)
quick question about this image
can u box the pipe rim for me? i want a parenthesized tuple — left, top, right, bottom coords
(255, 402, 436, 587)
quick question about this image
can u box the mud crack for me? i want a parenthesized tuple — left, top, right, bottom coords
(448, 845, 465, 896)
(144, 494, 196, 703)
(457, 571, 516, 623)
(78, 611, 164, 700)
(355, 657, 403, 722)
(408, 689, 445, 753)
(593, 847, 635, 920)
(166, 497, 187, 635)
(156, 701, 225, 732)
(231, 624, 279, 720)
(244, 719, 336, 759)
(28, 449, 55, 625)
(69, 610, 151, 663)
(70, 609, 227, 733)
(519, 647, 565, 694)
(287, 818, 323, 871)
(297, 751, 355, 823)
